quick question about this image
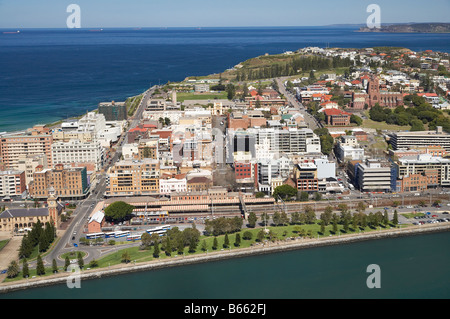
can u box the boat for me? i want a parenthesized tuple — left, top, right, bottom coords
(3, 30, 20, 34)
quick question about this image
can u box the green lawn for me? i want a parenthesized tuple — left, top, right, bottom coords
(3, 221, 408, 282)
(0, 240, 9, 251)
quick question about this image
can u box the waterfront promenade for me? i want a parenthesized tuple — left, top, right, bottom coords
(1, 222, 449, 294)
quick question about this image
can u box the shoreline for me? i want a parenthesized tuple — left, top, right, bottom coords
(1, 222, 448, 295)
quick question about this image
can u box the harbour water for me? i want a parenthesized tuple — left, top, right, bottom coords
(1, 231, 449, 299)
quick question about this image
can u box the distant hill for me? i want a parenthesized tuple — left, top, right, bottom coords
(358, 23, 450, 33)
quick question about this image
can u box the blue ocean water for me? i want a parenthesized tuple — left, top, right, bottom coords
(1, 26, 450, 132)
(1, 231, 449, 299)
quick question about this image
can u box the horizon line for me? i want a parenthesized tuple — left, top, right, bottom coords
(1, 22, 450, 30)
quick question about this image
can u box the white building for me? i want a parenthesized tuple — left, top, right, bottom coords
(159, 177, 187, 195)
(51, 139, 104, 171)
(314, 158, 336, 179)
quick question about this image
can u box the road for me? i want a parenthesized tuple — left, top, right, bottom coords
(275, 77, 322, 131)
(40, 86, 158, 267)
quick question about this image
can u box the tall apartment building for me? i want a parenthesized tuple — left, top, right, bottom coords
(0, 170, 26, 198)
(106, 159, 160, 197)
(29, 164, 89, 200)
(253, 128, 321, 155)
(390, 126, 450, 151)
(0, 125, 53, 169)
(98, 101, 127, 121)
(51, 139, 104, 171)
(356, 159, 393, 193)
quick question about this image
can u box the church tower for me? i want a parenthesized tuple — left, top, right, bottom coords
(367, 75, 381, 107)
(47, 187, 59, 228)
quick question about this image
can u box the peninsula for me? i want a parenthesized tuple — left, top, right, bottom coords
(358, 23, 450, 33)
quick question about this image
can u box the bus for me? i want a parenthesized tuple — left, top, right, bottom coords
(104, 232, 116, 238)
(147, 225, 171, 234)
(126, 234, 142, 241)
(86, 232, 105, 239)
(114, 231, 131, 238)
(154, 230, 167, 236)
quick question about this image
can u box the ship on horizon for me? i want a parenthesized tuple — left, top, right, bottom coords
(2, 30, 20, 34)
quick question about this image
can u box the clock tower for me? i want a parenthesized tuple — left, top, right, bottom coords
(47, 187, 59, 228)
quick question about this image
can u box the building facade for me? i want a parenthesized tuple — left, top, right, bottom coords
(0, 170, 26, 198)
(30, 164, 89, 199)
(106, 159, 160, 197)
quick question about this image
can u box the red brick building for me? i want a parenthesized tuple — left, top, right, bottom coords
(323, 108, 351, 126)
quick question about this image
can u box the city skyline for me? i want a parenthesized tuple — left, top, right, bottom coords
(0, 0, 449, 29)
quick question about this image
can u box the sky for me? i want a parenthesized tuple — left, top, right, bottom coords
(0, 0, 449, 28)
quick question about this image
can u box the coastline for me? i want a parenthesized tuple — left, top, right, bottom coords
(1, 222, 448, 295)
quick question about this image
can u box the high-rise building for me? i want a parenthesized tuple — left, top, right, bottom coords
(0, 126, 53, 169)
(98, 101, 127, 121)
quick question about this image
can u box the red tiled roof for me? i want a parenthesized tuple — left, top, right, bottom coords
(323, 108, 351, 116)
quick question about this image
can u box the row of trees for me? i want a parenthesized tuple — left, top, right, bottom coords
(246, 203, 399, 231)
(138, 225, 202, 258)
(18, 219, 56, 259)
(235, 55, 352, 82)
(369, 94, 450, 132)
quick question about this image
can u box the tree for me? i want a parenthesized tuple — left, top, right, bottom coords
(7, 260, 19, 279)
(350, 114, 363, 126)
(200, 240, 207, 252)
(320, 221, 326, 234)
(212, 237, 218, 250)
(392, 209, 399, 226)
(257, 229, 265, 242)
(383, 211, 389, 226)
(153, 242, 160, 258)
(243, 231, 253, 240)
(64, 256, 70, 271)
(304, 206, 316, 224)
(332, 214, 339, 234)
(223, 233, 230, 248)
(121, 251, 131, 264)
(104, 201, 135, 222)
(89, 259, 99, 268)
(22, 259, 29, 278)
(321, 206, 333, 226)
(52, 259, 58, 273)
(141, 232, 152, 249)
(272, 212, 281, 226)
(248, 212, 257, 228)
(36, 255, 45, 276)
(77, 252, 84, 270)
(299, 191, 309, 202)
(234, 233, 241, 247)
(273, 184, 297, 201)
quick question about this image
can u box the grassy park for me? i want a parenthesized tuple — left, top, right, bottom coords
(3, 216, 408, 282)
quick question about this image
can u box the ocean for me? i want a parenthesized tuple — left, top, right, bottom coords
(1, 26, 450, 132)
(1, 231, 449, 299)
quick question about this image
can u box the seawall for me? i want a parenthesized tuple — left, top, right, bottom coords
(1, 223, 449, 294)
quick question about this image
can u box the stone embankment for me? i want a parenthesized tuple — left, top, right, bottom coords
(1, 223, 449, 294)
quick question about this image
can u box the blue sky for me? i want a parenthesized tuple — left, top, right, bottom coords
(0, 0, 449, 28)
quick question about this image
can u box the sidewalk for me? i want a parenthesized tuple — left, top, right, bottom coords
(0, 234, 22, 280)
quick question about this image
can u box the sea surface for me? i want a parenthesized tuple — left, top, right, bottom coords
(1, 231, 449, 299)
(1, 26, 450, 132)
